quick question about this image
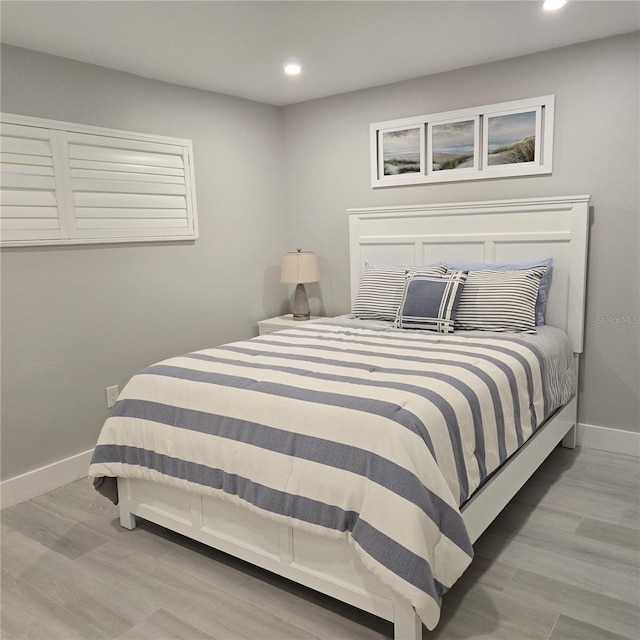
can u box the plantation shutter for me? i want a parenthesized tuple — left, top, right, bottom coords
(66, 133, 195, 240)
(0, 123, 65, 243)
(0, 114, 198, 246)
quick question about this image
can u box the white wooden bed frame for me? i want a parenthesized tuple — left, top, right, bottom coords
(117, 195, 590, 639)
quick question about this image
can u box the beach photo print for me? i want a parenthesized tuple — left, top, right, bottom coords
(379, 125, 424, 177)
(430, 117, 479, 173)
(371, 95, 553, 187)
(485, 108, 541, 166)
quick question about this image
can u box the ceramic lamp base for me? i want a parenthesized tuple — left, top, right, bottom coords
(292, 283, 311, 320)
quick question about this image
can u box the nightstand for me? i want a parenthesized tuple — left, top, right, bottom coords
(258, 315, 325, 336)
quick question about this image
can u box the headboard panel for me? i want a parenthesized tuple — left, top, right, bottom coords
(348, 195, 590, 353)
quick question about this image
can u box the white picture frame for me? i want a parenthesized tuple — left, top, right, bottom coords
(482, 106, 543, 176)
(370, 95, 554, 188)
(428, 116, 479, 179)
(376, 124, 425, 184)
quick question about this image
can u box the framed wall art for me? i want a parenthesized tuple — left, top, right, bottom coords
(483, 106, 542, 175)
(370, 95, 554, 188)
(378, 124, 424, 180)
(429, 116, 479, 176)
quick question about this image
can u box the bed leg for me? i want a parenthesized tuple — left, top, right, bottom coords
(117, 478, 137, 529)
(119, 508, 137, 530)
(393, 598, 422, 640)
(562, 424, 577, 449)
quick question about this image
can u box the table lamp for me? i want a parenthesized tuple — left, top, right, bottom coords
(281, 249, 320, 320)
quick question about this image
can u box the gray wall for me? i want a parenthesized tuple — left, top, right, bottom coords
(1, 34, 638, 482)
(282, 33, 640, 434)
(1, 45, 289, 480)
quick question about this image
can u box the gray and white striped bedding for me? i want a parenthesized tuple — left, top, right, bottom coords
(89, 318, 576, 630)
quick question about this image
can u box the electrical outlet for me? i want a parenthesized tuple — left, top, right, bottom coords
(106, 385, 119, 409)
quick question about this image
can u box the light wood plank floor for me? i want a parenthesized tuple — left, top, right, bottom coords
(2, 446, 639, 640)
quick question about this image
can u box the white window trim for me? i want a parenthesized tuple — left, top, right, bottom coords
(1, 113, 199, 247)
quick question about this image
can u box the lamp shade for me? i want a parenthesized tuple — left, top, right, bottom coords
(281, 250, 319, 284)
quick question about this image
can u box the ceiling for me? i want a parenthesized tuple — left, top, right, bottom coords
(1, 0, 639, 106)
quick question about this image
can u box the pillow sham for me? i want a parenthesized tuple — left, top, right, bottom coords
(446, 258, 553, 325)
(395, 270, 468, 333)
(351, 262, 447, 321)
(454, 266, 548, 334)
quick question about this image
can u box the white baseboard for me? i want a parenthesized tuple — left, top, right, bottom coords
(577, 423, 640, 457)
(1, 448, 94, 509)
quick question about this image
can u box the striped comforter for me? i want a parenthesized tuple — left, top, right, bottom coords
(89, 318, 576, 630)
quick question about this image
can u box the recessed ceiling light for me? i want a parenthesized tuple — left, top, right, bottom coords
(543, 0, 567, 11)
(284, 63, 302, 76)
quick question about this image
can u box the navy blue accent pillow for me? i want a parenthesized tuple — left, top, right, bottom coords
(395, 270, 468, 333)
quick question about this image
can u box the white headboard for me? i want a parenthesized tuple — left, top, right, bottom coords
(348, 195, 590, 353)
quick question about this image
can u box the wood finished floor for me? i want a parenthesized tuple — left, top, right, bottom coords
(2, 445, 639, 640)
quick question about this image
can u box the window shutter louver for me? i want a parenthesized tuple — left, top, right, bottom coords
(0, 114, 198, 246)
(0, 123, 65, 243)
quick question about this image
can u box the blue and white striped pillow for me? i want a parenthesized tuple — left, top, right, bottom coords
(446, 258, 553, 325)
(352, 262, 447, 321)
(395, 270, 468, 333)
(453, 266, 548, 333)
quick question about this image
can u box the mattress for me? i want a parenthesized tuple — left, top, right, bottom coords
(89, 317, 576, 629)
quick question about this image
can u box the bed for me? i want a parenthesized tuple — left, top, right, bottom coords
(89, 195, 590, 639)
